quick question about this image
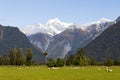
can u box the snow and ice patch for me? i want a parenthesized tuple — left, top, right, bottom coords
(89, 18, 112, 26)
(44, 37, 51, 51)
(32, 41, 43, 50)
(82, 18, 112, 26)
(67, 24, 87, 32)
(21, 18, 113, 36)
(21, 18, 73, 36)
(96, 18, 111, 23)
(62, 42, 71, 58)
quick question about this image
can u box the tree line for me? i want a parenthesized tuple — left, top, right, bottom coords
(0, 48, 120, 67)
(0, 48, 32, 66)
(47, 48, 120, 67)
(47, 48, 95, 67)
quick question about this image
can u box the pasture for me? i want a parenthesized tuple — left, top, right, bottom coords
(0, 66, 120, 80)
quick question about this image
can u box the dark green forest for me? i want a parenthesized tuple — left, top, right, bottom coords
(0, 48, 120, 67)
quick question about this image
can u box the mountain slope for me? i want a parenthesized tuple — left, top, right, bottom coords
(47, 25, 90, 59)
(27, 18, 114, 59)
(116, 16, 120, 23)
(46, 20, 114, 59)
(0, 25, 45, 62)
(84, 20, 120, 61)
(28, 33, 52, 52)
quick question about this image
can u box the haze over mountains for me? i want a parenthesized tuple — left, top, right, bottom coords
(24, 18, 115, 59)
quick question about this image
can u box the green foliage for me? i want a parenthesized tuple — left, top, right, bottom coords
(26, 48, 33, 66)
(114, 60, 120, 65)
(66, 48, 96, 66)
(43, 52, 48, 64)
(47, 58, 64, 67)
(0, 55, 10, 65)
(73, 48, 87, 66)
(16, 48, 25, 65)
(0, 56, 4, 65)
(66, 54, 74, 66)
(88, 57, 96, 66)
(43, 52, 48, 56)
(47, 58, 55, 67)
(77, 48, 84, 57)
(9, 48, 17, 65)
(73, 58, 80, 66)
(2, 55, 10, 65)
(55, 58, 64, 67)
(106, 58, 114, 66)
(0, 48, 35, 66)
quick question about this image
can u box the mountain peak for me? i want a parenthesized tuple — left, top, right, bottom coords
(22, 18, 72, 36)
(97, 18, 111, 23)
(84, 18, 112, 26)
(21, 18, 112, 36)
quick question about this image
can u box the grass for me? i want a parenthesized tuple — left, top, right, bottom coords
(0, 66, 120, 80)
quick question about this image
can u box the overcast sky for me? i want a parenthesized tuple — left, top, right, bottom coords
(0, 0, 120, 27)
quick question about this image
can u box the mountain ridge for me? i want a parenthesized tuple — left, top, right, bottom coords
(84, 19, 120, 61)
(0, 25, 45, 62)
(21, 18, 112, 36)
(28, 18, 114, 59)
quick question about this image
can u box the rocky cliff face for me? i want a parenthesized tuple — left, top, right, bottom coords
(28, 32, 52, 52)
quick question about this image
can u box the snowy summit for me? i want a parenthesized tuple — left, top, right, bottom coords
(21, 18, 73, 36)
(21, 18, 112, 36)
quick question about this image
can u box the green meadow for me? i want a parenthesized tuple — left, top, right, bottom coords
(0, 66, 120, 80)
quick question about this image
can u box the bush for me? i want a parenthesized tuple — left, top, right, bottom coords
(105, 58, 114, 66)
(55, 58, 64, 67)
(47, 58, 55, 67)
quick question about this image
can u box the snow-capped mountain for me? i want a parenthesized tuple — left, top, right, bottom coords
(84, 17, 120, 61)
(86, 19, 114, 40)
(24, 18, 115, 59)
(47, 25, 91, 59)
(89, 18, 111, 24)
(21, 18, 73, 36)
(47, 20, 114, 59)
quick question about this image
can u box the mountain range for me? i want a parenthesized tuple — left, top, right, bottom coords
(0, 16, 120, 62)
(26, 18, 114, 59)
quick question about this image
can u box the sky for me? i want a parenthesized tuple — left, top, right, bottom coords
(0, 0, 120, 27)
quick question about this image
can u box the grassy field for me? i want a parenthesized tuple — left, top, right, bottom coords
(0, 66, 120, 80)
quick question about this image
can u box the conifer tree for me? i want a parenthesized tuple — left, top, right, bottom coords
(26, 48, 33, 66)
